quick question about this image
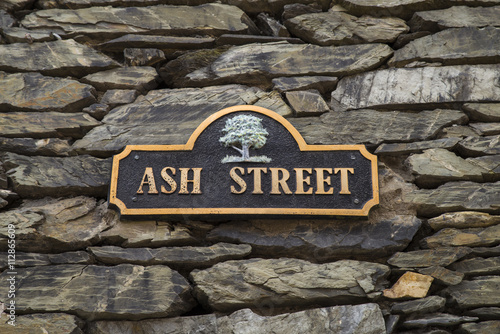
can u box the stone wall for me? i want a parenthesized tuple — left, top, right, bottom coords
(0, 0, 499, 333)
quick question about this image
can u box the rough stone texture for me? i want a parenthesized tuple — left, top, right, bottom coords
(0, 137, 72, 156)
(81, 67, 159, 93)
(456, 321, 500, 334)
(0, 313, 85, 334)
(332, 65, 500, 111)
(88, 243, 251, 270)
(0, 112, 100, 139)
(0, 264, 196, 320)
(83, 103, 110, 121)
(375, 138, 460, 156)
(458, 135, 500, 156)
(421, 224, 500, 248)
(383, 272, 434, 299)
(406, 148, 489, 188)
(1, 27, 56, 43)
(0, 250, 91, 269)
(391, 296, 446, 315)
(272, 75, 338, 94)
(470, 123, 500, 136)
(124, 48, 165, 66)
(285, 90, 330, 116)
(404, 181, 500, 217)
(291, 109, 467, 146)
(0, 197, 113, 252)
(215, 34, 304, 46)
(440, 125, 480, 139)
(471, 245, 500, 258)
(428, 211, 500, 231)
(191, 258, 390, 312)
(467, 155, 500, 181)
(171, 42, 392, 88)
(450, 256, 500, 276)
(445, 276, 500, 309)
(409, 5, 500, 32)
(0, 71, 96, 112)
(257, 13, 290, 37)
(401, 313, 478, 329)
(465, 308, 500, 320)
(338, 0, 448, 20)
(0, 10, 15, 28)
(0, 0, 35, 12)
(285, 11, 408, 46)
(100, 89, 139, 109)
(0, 39, 120, 77)
(464, 103, 500, 122)
(418, 266, 464, 286)
(387, 247, 471, 268)
(390, 27, 500, 67)
(99, 34, 215, 53)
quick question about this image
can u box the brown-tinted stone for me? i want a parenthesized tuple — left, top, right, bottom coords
(421, 224, 500, 248)
(0, 137, 71, 156)
(81, 67, 159, 93)
(285, 90, 330, 116)
(428, 211, 500, 231)
(0, 313, 85, 334)
(418, 266, 464, 286)
(383, 272, 434, 299)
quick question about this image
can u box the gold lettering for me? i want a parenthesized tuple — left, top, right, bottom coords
(270, 168, 292, 195)
(179, 168, 202, 194)
(136, 167, 159, 194)
(315, 168, 333, 194)
(160, 167, 177, 194)
(247, 167, 267, 194)
(230, 167, 247, 194)
(295, 168, 313, 194)
(335, 168, 354, 195)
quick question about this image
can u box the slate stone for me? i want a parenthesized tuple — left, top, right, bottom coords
(88, 243, 251, 271)
(0, 0, 35, 12)
(406, 149, 488, 188)
(387, 247, 471, 268)
(174, 42, 392, 88)
(471, 245, 500, 257)
(124, 48, 165, 67)
(272, 76, 338, 94)
(383, 272, 434, 299)
(0, 313, 85, 334)
(0, 10, 15, 29)
(418, 266, 464, 286)
(409, 5, 500, 32)
(0, 137, 72, 156)
(1, 27, 55, 43)
(100, 89, 139, 109)
(0, 39, 120, 77)
(256, 13, 290, 37)
(285, 11, 408, 46)
(83, 103, 110, 121)
(390, 27, 500, 67)
(190, 258, 390, 312)
(393, 31, 432, 49)
(458, 135, 500, 157)
(0, 264, 196, 320)
(463, 103, 500, 122)
(470, 123, 500, 136)
(0, 250, 91, 270)
(215, 34, 304, 46)
(404, 181, 500, 217)
(450, 257, 500, 276)
(391, 296, 446, 315)
(439, 125, 480, 139)
(332, 65, 500, 111)
(338, 0, 448, 20)
(285, 90, 330, 116)
(81, 67, 159, 93)
(2, 152, 111, 198)
(456, 321, 500, 334)
(21, 4, 257, 41)
(428, 211, 500, 231)
(467, 155, 500, 182)
(99, 34, 215, 53)
(291, 109, 467, 146)
(421, 224, 500, 248)
(401, 313, 478, 329)
(375, 138, 460, 156)
(281, 3, 322, 21)
(465, 308, 500, 320)
(0, 197, 112, 252)
(0, 71, 96, 113)
(0, 112, 100, 139)
(445, 276, 500, 309)
(219, 0, 329, 15)
(37, 0, 173, 8)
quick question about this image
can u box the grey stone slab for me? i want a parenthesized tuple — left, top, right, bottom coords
(450, 256, 500, 276)
(456, 320, 500, 334)
(401, 313, 478, 329)
(469, 123, 500, 136)
(272, 76, 338, 94)
(458, 135, 500, 157)
(391, 296, 446, 315)
(0, 137, 72, 156)
(81, 67, 159, 93)
(99, 34, 215, 53)
(463, 103, 500, 122)
(387, 247, 471, 268)
(422, 224, 500, 248)
(375, 138, 460, 156)
(445, 276, 500, 309)
(418, 266, 465, 286)
(285, 90, 330, 116)
(0, 313, 84, 334)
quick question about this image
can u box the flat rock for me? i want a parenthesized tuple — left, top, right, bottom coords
(1, 27, 55, 43)
(387, 247, 471, 268)
(81, 67, 159, 93)
(285, 11, 407, 46)
(421, 224, 500, 248)
(440, 125, 480, 139)
(71, 85, 291, 157)
(0, 72, 96, 113)
(0, 197, 113, 252)
(450, 256, 500, 276)
(409, 5, 500, 32)
(291, 109, 467, 146)
(463, 103, 500, 122)
(190, 258, 389, 312)
(99, 34, 215, 53)
(383, 271, 434, 299)
(124, 48, 165, 66)
(391, 296, 446, 315)
(257, 13, 290, 37)
(458, 135, 500, 156)
(21, 4, 256, 41)
(406, 148, 488, 188)
(471, 245, 500, 257)
(338, 0, 448, 20)
(215, 34, 304, 46)
(285, 90, 330, 116)
(100, 89, 139, 109)
(418, 266, 464, 286)
(390, 27, 500, 67)
(465, 308, 500, 320)
(0, 9, 15, 28)
(2, 152, 111, 198)
(0, 112, 100, 139)
(0, 313, 84, 334)
(445, 276, 500, 309)
(470, 123, 500, 136)
(457, 321, 500, 334)
(0, 264, 196, 320)
(404, 181, 500, 217)
(175, 42, 392, 88)
(428, 211, 500, 231)
(0, 250, 91, 270)
(375, 138, 460, 156)
(333, 65, 500, 111)
(0, 0, 35, 12)
(272, 76, 338, 94)
(208, 216, 421, 262)
(0, 40, 120, 77)
(88, 243, 251, 271)
(0, 137, 72, 156)
(402, 313, 478, 329)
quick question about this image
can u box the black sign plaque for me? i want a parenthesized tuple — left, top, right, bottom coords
(109, 105, 379, 218)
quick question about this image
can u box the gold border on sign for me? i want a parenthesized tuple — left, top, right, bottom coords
(109, 105, 379, 217)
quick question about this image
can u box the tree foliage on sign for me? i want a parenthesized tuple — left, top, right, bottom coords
(220, 115, 271, 163)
